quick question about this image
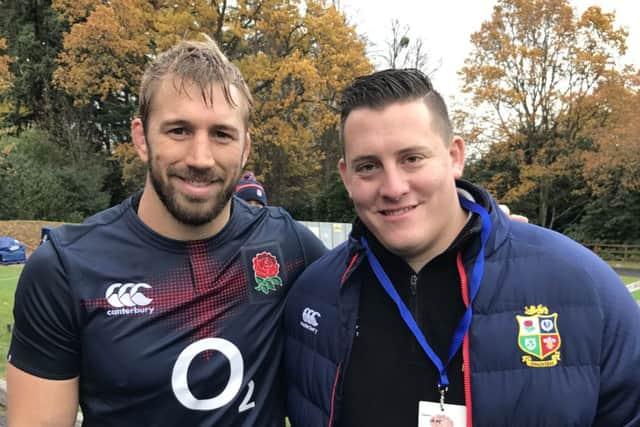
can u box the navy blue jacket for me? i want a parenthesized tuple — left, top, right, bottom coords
(284, 183, 640, 427)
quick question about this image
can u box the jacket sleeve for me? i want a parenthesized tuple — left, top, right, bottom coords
(593, 266, 640, 427)
(293, 221, 328, 266)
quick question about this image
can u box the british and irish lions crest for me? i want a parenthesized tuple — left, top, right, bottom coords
(516, 305, 561, 367)
(252, 251, 283, 295)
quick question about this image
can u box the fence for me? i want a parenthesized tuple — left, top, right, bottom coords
(582, 243, 640, 263)
(299, 221, 352, 249)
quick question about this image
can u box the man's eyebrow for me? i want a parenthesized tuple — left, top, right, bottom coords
(157, 120, 240, 135)
(211, 124, 240, 134)
(158, 119, 191, 128)
(349, 146, 433, 164)
(396, 145, 433, 156)
(349, 154, 378, 165)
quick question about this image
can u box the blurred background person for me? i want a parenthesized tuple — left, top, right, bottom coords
(235, 172, 268, 207)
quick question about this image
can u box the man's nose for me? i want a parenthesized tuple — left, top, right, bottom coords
(184, 132, 216, 169)
(379, 166, 409, 200)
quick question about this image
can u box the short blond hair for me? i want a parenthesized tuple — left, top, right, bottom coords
(138, 38, 253, 126)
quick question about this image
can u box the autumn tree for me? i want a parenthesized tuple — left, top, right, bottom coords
(563, 72, 640, 242)
(461, 0, 628, 228)
(52, 0, 372, 212)
(0, 37, 14, 130)
(0, 38, 12, 93)
(581, 73, 640, 194)
(233, 0, 371, 213)
(52, 0, 154, 151)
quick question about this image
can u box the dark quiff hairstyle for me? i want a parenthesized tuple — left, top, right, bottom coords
(138, 38, 253, 126)
(339, 68, 453, 146)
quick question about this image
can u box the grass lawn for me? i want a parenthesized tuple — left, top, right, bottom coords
(0, 264, 22, 378)
(620, 276, 640, 301)
(619, 276, 640, 301)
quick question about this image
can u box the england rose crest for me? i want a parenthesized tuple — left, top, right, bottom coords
(252, 251, 283, 295)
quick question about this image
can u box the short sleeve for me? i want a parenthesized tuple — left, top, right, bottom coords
(8, 241, 80, 380)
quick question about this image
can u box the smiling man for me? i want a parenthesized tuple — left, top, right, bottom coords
(283, 69, 640, 427)
(7, 39, 326, 427)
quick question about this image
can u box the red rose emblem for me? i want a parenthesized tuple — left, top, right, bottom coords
(524, 320, 533, 327)
(252, 252, 280, 278)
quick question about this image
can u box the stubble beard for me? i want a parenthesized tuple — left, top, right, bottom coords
(147, 146, 242, 227)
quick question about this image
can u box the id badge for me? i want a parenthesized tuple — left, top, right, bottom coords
(418, 401, 466, 427)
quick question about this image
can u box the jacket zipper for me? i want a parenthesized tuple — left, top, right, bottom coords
(457, 252, 473, 427)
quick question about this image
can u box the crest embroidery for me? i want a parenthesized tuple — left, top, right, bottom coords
(516, 304, 561, 367)
(252, 251, 283, 295)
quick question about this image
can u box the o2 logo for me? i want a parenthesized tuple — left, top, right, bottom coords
(171, 338, 255, 413)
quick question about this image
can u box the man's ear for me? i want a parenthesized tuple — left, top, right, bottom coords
(131, 118, 149, 163)
(242, 131, 251, 168)
(338, 158, 352, 198)
(449, 136, 465, 179)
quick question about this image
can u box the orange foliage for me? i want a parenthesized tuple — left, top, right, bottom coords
(51, 0, 372, 204)
(0, 38, 13, 93)
(582, 75, 640, 193)
(111, 142, 146, 193)
(460, 0, 630, 226)
(51, 0, 98, 24)
(53, 0, 153, 104)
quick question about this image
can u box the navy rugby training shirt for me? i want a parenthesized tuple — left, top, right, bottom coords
(9, 196, 326, 426)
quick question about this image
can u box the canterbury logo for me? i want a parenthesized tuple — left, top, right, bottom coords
(105, 283, 153, 308)
(300, 307, 321, 334)
(302, 307, 321, 327)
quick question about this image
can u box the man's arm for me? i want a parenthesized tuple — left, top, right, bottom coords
(7, 364, 79, 427)
(8, 239, 82, 426)
(593, 264, 640, 426)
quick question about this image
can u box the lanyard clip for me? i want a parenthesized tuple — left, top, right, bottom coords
(438, 384, 448, 411)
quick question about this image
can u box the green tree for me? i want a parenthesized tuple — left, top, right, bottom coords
(311, 168, 354, 222)
(0, 128, 110, 221)
(0, 0, 68, 130)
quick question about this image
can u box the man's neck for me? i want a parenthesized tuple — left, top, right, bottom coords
(137, 185, 230, 241)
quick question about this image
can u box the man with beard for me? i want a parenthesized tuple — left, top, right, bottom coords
(7, 39, 326, 427)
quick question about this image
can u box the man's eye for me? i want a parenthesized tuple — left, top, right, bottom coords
(214, 130, 231, 139)
(168, 128, 186, 136)
(356, 163, 376, 173)
(403, 155, 426, 167)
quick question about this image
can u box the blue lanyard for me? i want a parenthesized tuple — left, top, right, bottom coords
(361, 197, 491, 397)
